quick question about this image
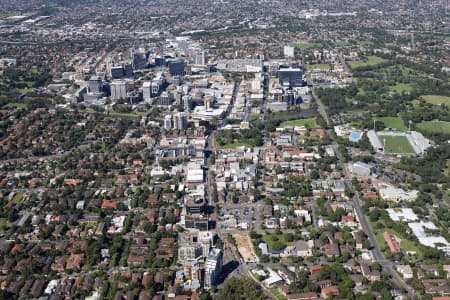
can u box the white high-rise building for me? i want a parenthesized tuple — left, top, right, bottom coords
(160, 91, 174, 105)
(284, 45, 295, 58)
(204, 248, 223, 289)
(142, 81, 152, 102)
(195, 50, 206, 65)
(174, 112, 188, 130)
(183, 95, 191, 112)
(110, 80, 127, 100)
(164, 115, 172, 129)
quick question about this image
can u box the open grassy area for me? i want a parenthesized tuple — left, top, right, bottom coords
(106, 111, 144, 118)
(445, 159, 450, 177)
(389, 83, 415, 93)
(2, 102, 28, 109)
(280, 117, 317, 128)
(375, 117, 407, 131)
(347, 55, 389, 69)
(12, 192, 24, 203)
(307, 63, 330, 71)
(400, 239, 422, 255)
(358, 40, 374, 46)
(266, 109, 318, 124)
(417, 121, 450, 135)
(261, 233, 293, 251)
(215, 142, 252, 149)
(421, 95, 450, 106)
(0, 14, 15, 19)
(333, 40, 373, 47)
(270, 288, 288, 300)
(295, 42, 323, 49)
(0, 219, 7, 233)
(369, 220, 422, 260)
(333, 40, 352, 47)
(378, 135, 416, 154)
(377, 65, 427, 78)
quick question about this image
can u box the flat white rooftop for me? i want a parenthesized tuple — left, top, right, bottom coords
(386, 208, 418, 222)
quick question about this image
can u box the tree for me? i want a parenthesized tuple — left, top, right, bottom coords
(285, 233, 295, 242)
(371, 262, 381, 272)
(215, 277, 266, 300)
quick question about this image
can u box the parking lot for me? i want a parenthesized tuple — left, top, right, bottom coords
(218, 205, 254, 229)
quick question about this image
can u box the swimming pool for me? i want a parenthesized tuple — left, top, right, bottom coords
(349, 131, 363, 142)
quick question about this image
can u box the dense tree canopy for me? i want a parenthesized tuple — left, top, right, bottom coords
(215, 277, 266, 300)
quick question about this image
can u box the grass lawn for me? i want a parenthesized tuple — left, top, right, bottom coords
(3, 102, 27, 109)
(400, 239, 422, 256)
(421, 95, 450, 106)
(270, 288, 288, 300)
(307, 63, 330, 71)
(261, 233, 293, 251)
(347, 55, 389, 69)
(106, 111, 144, 118)
(12, 192, 24, 203)
(445, 159, 450, 177)
(369, 220, 422, 260)
(295, 42, 323, 49)
(389, 83, 415, 93)
(216, 142, 252, 149)
(373, 231, 387, 251)
(378, 65, 427, 77)
(357, 88, 367, 96)
(280, 117, 317, 128)
(378, 135, 416, 154)
(417, 121, 450, 135)
(375, 117, 407, 131)
(333, 40, 353, 47)
(358, 40, 374, 46)
(0, 218, 7, 233)
(17, 88, 31, 94)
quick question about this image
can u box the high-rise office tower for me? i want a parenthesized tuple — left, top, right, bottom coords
(89, 76, 103, 93)
(110, 80, 128, 100)
(143, 81, 152, 102)
(160, 92, 174, 105)
(150, 73, 166, 97)
(195, 50, 206, 65)
(168, 60, 186, 76)
(110, 65, 124, 79)
(124, 63, 133, 77)
(183, 95, 191, 112)
(132, 51, 147, 70)
(204, 248, 223, 289)
(173, 112, 188, 130)
(164, 115, 172, 129)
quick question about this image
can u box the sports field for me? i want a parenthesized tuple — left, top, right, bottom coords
(421, 95, 450, 106)
(379, 135, 415, 154)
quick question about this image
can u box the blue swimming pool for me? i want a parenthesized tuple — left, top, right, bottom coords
(349, 132, 362, 142)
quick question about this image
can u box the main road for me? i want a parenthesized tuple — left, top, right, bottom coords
(312, 86, 416, 298)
